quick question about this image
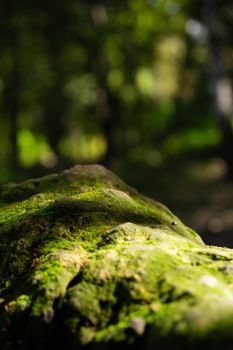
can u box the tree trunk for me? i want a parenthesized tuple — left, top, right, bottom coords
(96, 86, 120, 166)
(203, 0, 233, 180)
(42, 14, 69, 165)
(90, 3, 121, 166)
(3, 29, 20, 172)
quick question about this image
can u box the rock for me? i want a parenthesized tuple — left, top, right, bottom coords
(0, 165, 233, 349)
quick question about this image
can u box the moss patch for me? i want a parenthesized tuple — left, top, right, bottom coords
(1, 165, 233, 349)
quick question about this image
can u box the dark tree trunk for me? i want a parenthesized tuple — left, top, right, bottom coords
(203, 0, 233, 180)
(90, 3, 121, 166)
(3, 30, 20, 172)
(43, 83, 67, 162)
(42, 12, 69, 165)
(96, 86, 120, 166)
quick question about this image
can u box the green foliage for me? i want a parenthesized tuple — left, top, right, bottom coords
(0, 0, 232, 182)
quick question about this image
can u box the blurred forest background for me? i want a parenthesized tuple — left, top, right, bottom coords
(1, 0, 233, 246)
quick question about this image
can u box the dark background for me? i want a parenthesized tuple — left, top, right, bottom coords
(1, 0, 233, 247)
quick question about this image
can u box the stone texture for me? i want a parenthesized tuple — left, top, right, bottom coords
(0, 165, 233, 349)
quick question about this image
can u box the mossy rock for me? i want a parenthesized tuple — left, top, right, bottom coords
(1, 165, 233, 349)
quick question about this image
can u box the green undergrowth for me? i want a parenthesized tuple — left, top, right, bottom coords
(1, 165, 233, 349)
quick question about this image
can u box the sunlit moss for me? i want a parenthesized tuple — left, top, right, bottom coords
(1, 165, 233, 348)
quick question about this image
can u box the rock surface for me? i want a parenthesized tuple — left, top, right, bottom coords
(1, 165, 233, 349)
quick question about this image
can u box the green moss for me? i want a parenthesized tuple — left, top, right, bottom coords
(5, 294, 31, 314)
(1, 165, 233, 349)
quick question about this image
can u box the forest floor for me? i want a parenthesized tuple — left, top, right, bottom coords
(121, 157, 233, 248)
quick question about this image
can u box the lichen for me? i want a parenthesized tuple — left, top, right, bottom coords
(1, 165, 233, 349)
